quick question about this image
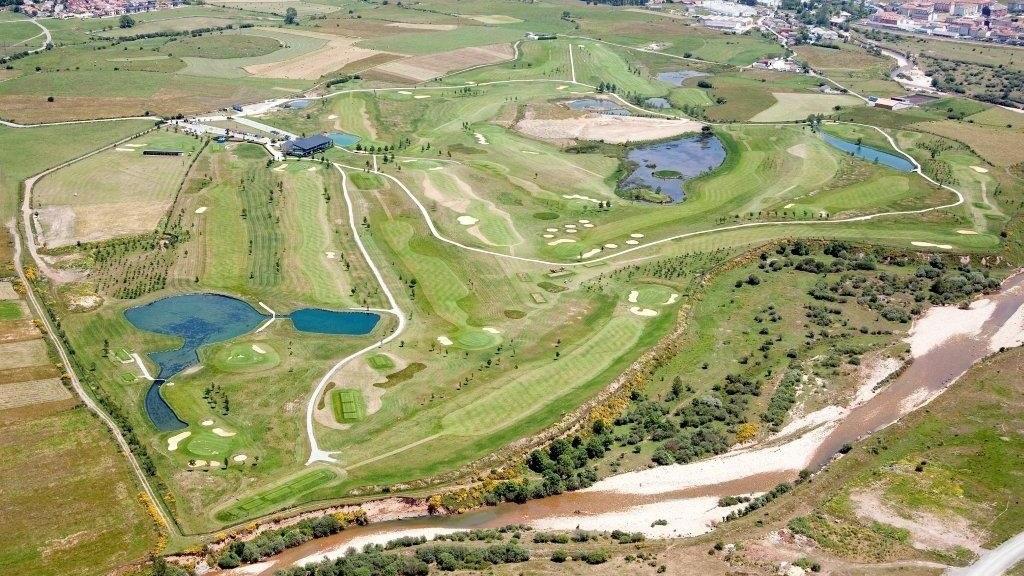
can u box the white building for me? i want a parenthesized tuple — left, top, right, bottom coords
(701, 15, 756, 32)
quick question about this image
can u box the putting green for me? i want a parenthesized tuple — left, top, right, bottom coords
(633, 284, 677, 307)
(210, 342, 280, 373)
(185, 433, 233, 457)
(332, 389, 366, 423)
(453, 329, 500, 350)
(367, 353, 395, 371)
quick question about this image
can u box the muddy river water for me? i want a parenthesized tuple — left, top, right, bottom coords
(217, 272, 1024, 575)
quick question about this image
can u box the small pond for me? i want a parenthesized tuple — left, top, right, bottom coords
(286, 99, 313, 109)
(126, 293, 381, 430)
(820, 132, 915, 172)
(566, 99, 631, 116)
(619, 134, 727, 203)
(644, 97, 671, 109)
(656, 70, 708, 86)
(328, 131, 361, 147)
(290, 308, 380, 335)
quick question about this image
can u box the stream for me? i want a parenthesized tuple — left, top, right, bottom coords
(214, 272, 1024, 575)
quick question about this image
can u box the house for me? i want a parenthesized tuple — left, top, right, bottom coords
(872, 10, 909, 26)
(950, 0, 986, 17)
(282, 135, 333, 157)
(946, 17, 976, 35)
(872, 97, 901, 109)
(1008, 0, 1024, 12)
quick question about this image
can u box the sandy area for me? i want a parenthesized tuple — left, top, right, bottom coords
(851, 356, 902, 407)
(0, 281, 18, 300)
(325, 251, 337, 259)
(516, 114, 703, 144)
(630, 233, 644, 238)
(787, 143, 810, 159)
(299, 528, 467, 565)
(851, 490, 984, 553)
(414, 95, 431, 99)
(482, 327, 500, 334)
(535, 496, 748, 538)
(0, 378, 72, 410)
(970, 165, 989, 173)
(957, 229, 979, 235)
(115, 147, 133, 152)
(437, 336, 453, 346)
(604, 243, 618, 249)
(456, 215, 478, 225)
(245, 30, 386, 80)
(547, 238, 575, 245)
(251, 344, 267, 354)
(460, 14, 522, 24)
(989, 303, 1024, 352)
(911, 241, 953, 249)
(201, 419, 213, 426)
(627, 290, 639, 303)
(233, 454, 248, 462)
(212, 427, 236, 437)
(167, 431, 191, 451)
(386, 22, 457, 31)
(663, 294, 679, 305)
(581, 248, 601, 259)
(905, 298, 996, 358)
(473, 133, 488, 145)
(629, 306, 658, 317)
(625, 239, 639, 245)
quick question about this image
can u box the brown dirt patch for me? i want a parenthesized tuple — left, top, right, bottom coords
(0, 364, 62, 385)
(0, 378, 72, 410)
(338, 52, 404, 74)
(851, 489, 986, 553)
(911, 120, 1024, 167)
(515, 114, 705, 144)
(245, 30, 392, 80)
(386, 22, 458, 31)
(50, 201, 169, 247)
(372, 43, 514, 82)
(0, 320, 45, 344)
(0, 340, 51, 370)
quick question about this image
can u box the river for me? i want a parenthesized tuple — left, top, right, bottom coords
(214, 272, 1024, 575)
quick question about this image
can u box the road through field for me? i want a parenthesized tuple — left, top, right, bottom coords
(947, 531, 1024, 576)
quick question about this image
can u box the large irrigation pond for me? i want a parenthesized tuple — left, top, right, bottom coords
(820, 132, 915, 172)
(619, 134, 727, 203)
(125, 293, 380, 431)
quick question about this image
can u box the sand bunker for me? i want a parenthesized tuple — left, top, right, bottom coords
(201, 419, 214, 426)
(630, 306, 658, 317)
(327, 114, 338, 120)
(167, 431, 191, 451)
(473, 133, 488, 145)
(547, 239, 576, 245)
(545, 228, 558, 232)
(627, 290, 639, 303)
(562, 194, 601, 204)
(783, 203, 795, 209)
(115, 147, 133, 152)
(605, 243, 618, 249)
(556, 85, 568, 90)
(212, 427, 236, 437)
(325, 251, 337, 259)
(273, 164, 287, 172)
(542, 234, 554, 239)
(195, 206, 208, 214)
(482, 327, 501, 334)
(190, 459, 208, 467)
(398, 91, 413, 95)
(233, 454, 249, 462)
(906, 297, 996, 358)
(578, 219, 590, 224)
(970, 166, 989, 173)
(581, 248, 601, 259)
(956, 229, 979, 235)
(516, 115, 704, 144)
(457, 215, 479, 225)
(437, 335, 453, 346)
(663, 294, 679, 305)
(414, 95, 431, 99)
(251, 344, 267, 354)
(630, 233, 645, 238)
(911, 241, 952, 249)
(625, 239, 639, 245)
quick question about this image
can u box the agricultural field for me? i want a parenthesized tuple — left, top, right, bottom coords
(5, 1, 1024, 575)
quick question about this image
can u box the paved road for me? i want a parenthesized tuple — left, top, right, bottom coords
(948, 532, 1024, 576)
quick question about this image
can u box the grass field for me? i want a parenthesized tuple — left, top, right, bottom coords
(750, 92, 864, 122)
(332, 388, 366, 423)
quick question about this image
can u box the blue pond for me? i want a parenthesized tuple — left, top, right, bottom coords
(286, 99, 313, 109)
(820, 132, 915, 172)
(329, 131, 361, 147)
(566, 99, 631, 116)
(620, 134, 727, 203)
(656, 70, 708, 86)
(125, 293, 380, 431)
(290, 308, 380, 335)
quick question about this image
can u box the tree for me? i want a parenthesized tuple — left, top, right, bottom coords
(119, 14, 135, 29)
(284, 6, 298, 24)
